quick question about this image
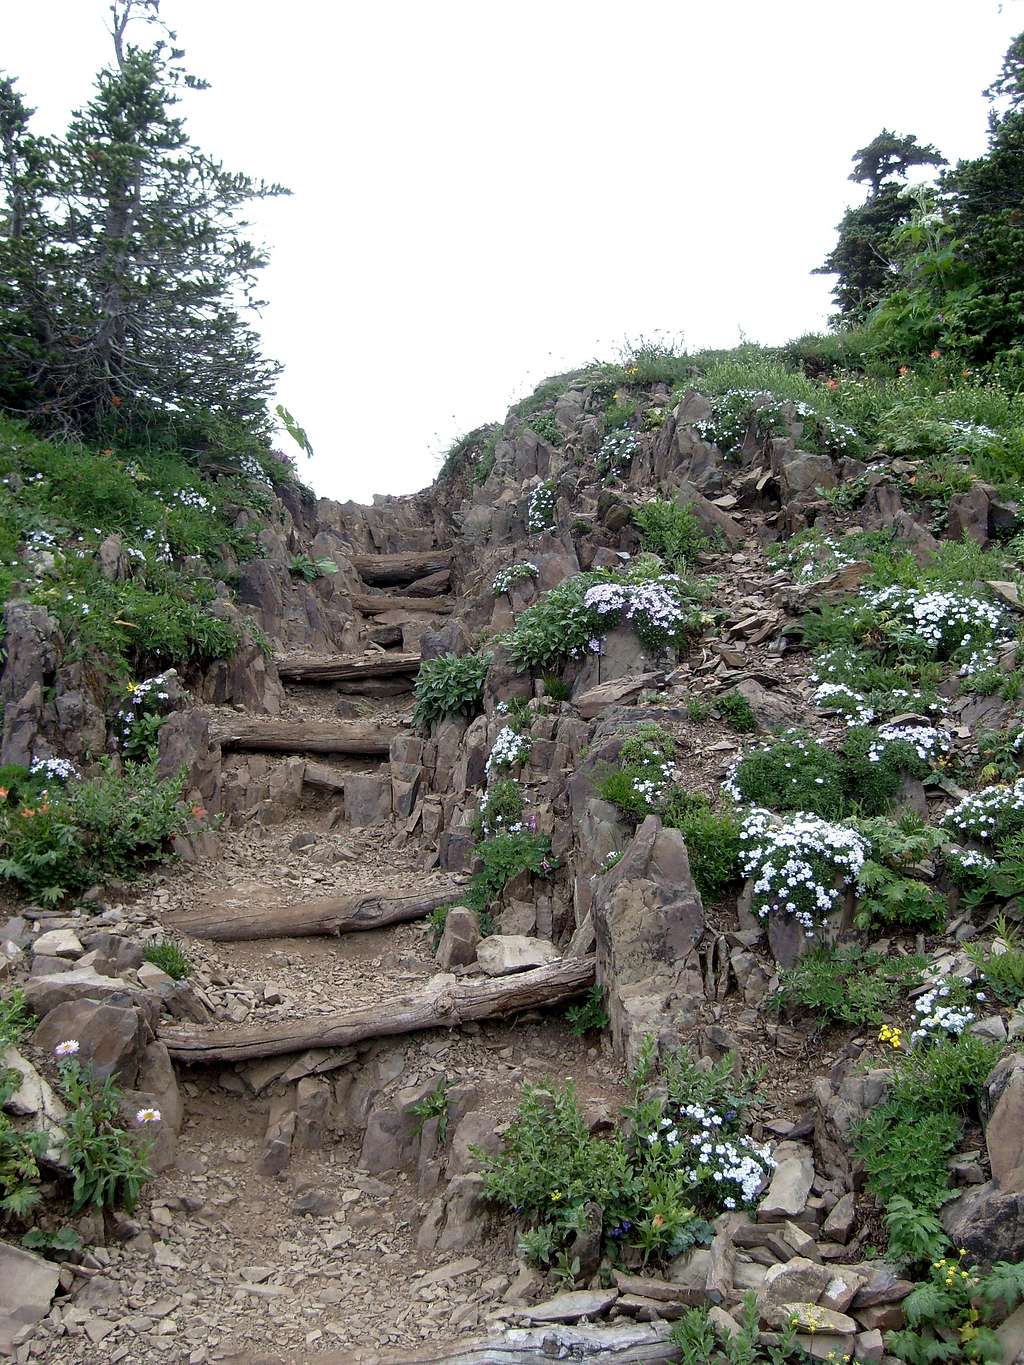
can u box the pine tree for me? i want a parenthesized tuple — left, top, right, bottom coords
(0, 0, 288, 452)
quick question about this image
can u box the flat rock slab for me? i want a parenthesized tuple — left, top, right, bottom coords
(476, 936, 560, 976)
(521, 1288, 620, 1323)
(758, 1141, 814, 1220)
(0, 1242, 60, 1355)
(575, 673, 664, 719)
(24, 966, 147, 1020)
(32, 928, 83, 958)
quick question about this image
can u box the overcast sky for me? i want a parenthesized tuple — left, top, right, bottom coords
(4, 1, 1022, 501)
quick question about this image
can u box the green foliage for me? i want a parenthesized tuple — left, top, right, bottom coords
(143, 939, 191, 981)
(565, 985, 609, 1037)
(57, 1058, 153, 1213)
(672, 1292, 806, 1365)
(526, 411, 563, 447)
(541, 674, 571, 703)
(774, 947, 927, 1026)
(888, 1252, 1024, 1365)
(730, 731, 847, 818)
(854, 859, 947, 931)
(410, 1077, 451, 1145)
(661, 791, 741, 901)
(275, 405, 314, 459)
(21, 1226, 83, 1255)
(685, 697, 711, 721)
(465, 832, 556, 915)
(715, 692, 756, 734)
(0, 760, 188, 904)
(856, 1107, 962, 1212)
(472, 778, 526, 840)
(1, 990, 45, 1217)
(288, 553, 338, 581)
(965, 913, 1024, 1004)
(412, 652, 491, 732)
(632, 498, 709, 571)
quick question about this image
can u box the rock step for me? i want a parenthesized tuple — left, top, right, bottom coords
(275, 654, 421, 684)
(215, 719, 401, 755)
(352, 550, 452, 587)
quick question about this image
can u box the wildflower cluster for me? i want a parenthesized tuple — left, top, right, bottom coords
(739, 809, 869, 932)
(475, 779, 532, 839)
(643, 1104, 775, 1211)
(866, 723, 951, 766)
(943, 779, 1024, 843)
(878, 1023, 903, 1050)
(526, 480, 556, 534)
(29, 757, 79, 784)
(863, 585, 1013, 672)
(813, 681, 875, 727)
(910, 983, 986, 1046)
(596, 429, 639, 480)
(115, 672, 176, 759)
(173, 488, 211, 511)
(582, 577, 691, 655)
(239, 452, 272, 486)
(492, 562, 539, 596)
(485, 726, 532, 775)
(691, 389, 788, 456)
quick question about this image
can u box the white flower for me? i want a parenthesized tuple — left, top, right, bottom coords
(54, 1040, 79, 1058)
(136, 1107, 161, 1124)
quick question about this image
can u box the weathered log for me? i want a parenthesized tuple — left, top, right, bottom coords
(215, 720, 399, 756)
(353, 550, 452, 587)
(275, 654, 421, 683)
(235, 1321, 675, 1365)
(353, 592, 453, 616)
(175, 882, 462, 941)
(335, 677, 414, 697)
(162, 956, 595, 1064)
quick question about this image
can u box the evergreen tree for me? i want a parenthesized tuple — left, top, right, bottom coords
(0, 0, 288, 451)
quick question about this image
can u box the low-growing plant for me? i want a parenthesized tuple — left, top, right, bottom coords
(526, 411, 562, 448)
(773, 947, 927, 1026)
(632, 497, 709, 571)
(888, 1253, 1024, 1365)
(965, 913, 1024, 1003)
(288, 552, 338, 581)
(541, 674, 571, 703)
(1, 990, 46, 1217)
(715, 691, 756, 733)
(472, 778, 526, 839)
(854, 860, 947, 931)
(57, 1050, 156, 1212)
(661, 790, 741, 901)
(412, 651, 491, 732)
(672, 1292, 806, 1365)
(465, 831, 557, 915)
(685, 697, 711, 721)
(410, 1077, 451, 1144)
(143, 939, 191, 980)
(565, 985, 609, 1036)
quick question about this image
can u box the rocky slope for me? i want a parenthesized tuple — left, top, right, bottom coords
(3, 369, 1024, 1364)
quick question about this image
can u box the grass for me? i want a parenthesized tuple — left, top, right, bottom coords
(143, 939, 191, 980)
(773, 946, 927, 1026)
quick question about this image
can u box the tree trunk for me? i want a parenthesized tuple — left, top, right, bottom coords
(352, 551, 451, 587)
(353, 593, 453, 616)
(175, 883, 463, 941)
(162, 957, 595, 1064)
(275, 656, 420, 683)
(215, 721, 399, 755)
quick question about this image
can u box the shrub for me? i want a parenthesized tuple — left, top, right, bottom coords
(472, 779, 526, 840)
(565, 985, 609, 1036)
(966, 913, 1024, 1003)
(715, 691, 756, 733)
(738, 809, 869, 932)
(672, 1292, 801, 1365)
(888, 1255, 1024, 1365)
(632, 498, 709, 570)
(465, 832, 556, 915)
(288, 553, 338, 581)
(725, 730, 847, 818)
(412, 652, 491, 732)
(661, 791, 741, 901)
(1, 990, 45, 1216)
(0, 761, 188, 904)
(56, 1051, 155, 1212)
(143, 939, 191, 980)
(773, 947, 927, 1026)
(526, 412, 562, 448)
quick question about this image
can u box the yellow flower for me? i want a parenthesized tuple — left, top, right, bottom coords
(549, 1189, 562, 1202)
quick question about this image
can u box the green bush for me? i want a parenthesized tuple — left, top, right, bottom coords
(465, 831, 556, 915)
(412, 652, 491, 732)
(565, 985, 609, 1036)
(143, 939, 191, 980)
(672, 1292, 802, 1365)
(472, 779, 526, 839)
(773, 947, 926, 1026)
(966, 914, 1024, 1003)
(715, 691, 756, 733)
(661, 791, 741, 901)
(888, 1255, 1024, 1365)
(0, 761, 188, 904)
(1, 990, 45, 1217)
(632, 498, 709, 571)
(57, 1055, 154, 1212)
(727, 731, 847, 818)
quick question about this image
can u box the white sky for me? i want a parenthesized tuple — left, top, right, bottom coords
(4, 0, 1022, 500)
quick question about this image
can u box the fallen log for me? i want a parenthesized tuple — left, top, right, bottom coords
(175, 882, 463, 941)
(216, 720, 399, 756)
(352, 592, 453, 616)
(162, 956, 595, 1064)
(275, 654, 421, 683)
(353, 550, 451, 587)
(234, 1321, 676, 1365)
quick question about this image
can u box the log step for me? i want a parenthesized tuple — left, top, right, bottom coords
(175, 881, 464, 941)
(216, 720, 400, 756)
(353, 550, 452, 587)
(276, 654, 421, 684)
(352, 593, 453, 616)
(161, 957, 595, 1063)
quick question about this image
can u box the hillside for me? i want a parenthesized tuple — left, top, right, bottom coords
(0, 342, 1024, 1363)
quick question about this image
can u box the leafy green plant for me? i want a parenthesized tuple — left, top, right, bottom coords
(672, 1292, 806, 1364)
(410, 1077, 451, 1144)
(632, 498, 709, 571)
(715, 691, 756, 734)
(685, 697, 711, 722)
(56, 1055, 155, 1212)
(773, 947, 927, 1026)
(472, 779, 526, 840)
(412, 652, 491, 732)
(0, 990, 45, 1217)
(854, 860, 947, 931)
(541, 674, 571, 703)
(888, 1253, 1024, 1365)
(526, 412, 563, 447)
(661, 791, 741, 901)
(465, 831, 557, 915)
(21, 1226, 83, 1255)
(565, 985, 609, 1036)
(288, 553, 338, 581)
(965, 913, 1024, 1003)
(143, 939, 191, 980)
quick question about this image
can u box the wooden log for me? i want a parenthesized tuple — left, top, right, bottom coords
(175, 883, 462, 942)
(353, 550, 452, 587)
(275, 654, 421, 683)
(162, 956, 595, 1064)
(216, 720, 399, 756)
(352, 593, 453, 616)
(234, 1321, 676, 1365)
(334, 677, 413, 697)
